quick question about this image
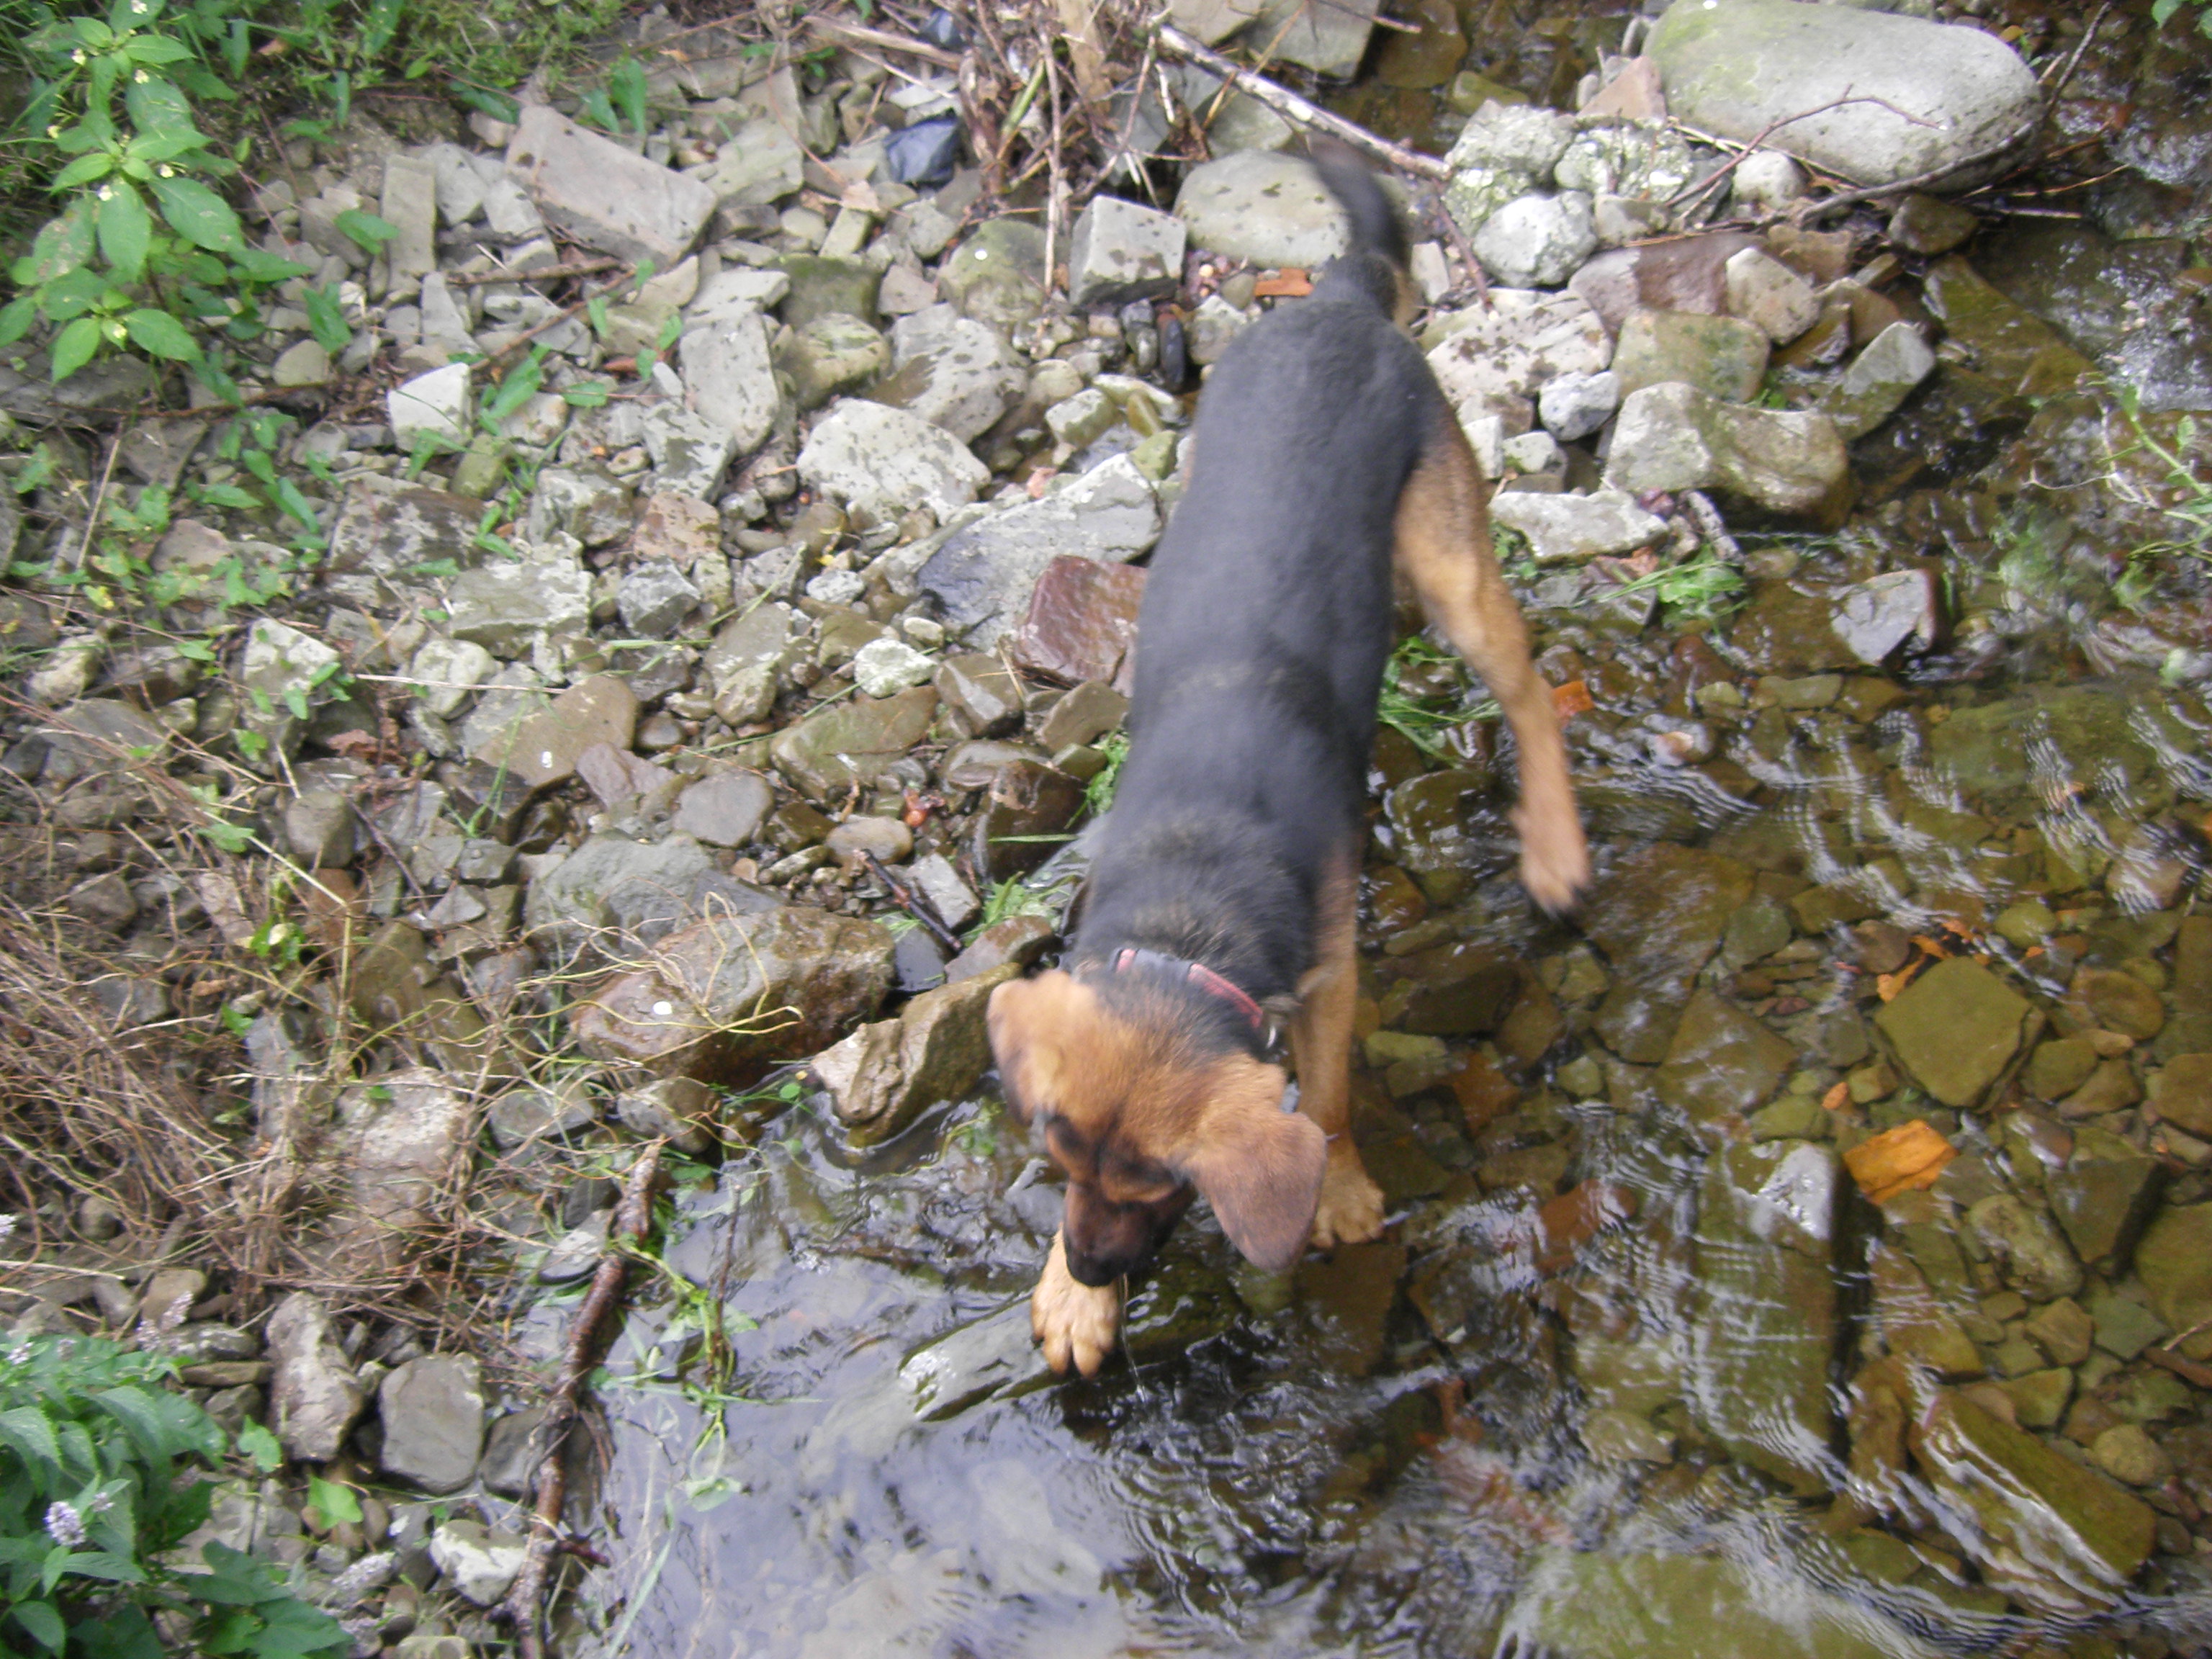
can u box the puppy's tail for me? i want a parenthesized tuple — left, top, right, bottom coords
(1308, 137, 1408, 273)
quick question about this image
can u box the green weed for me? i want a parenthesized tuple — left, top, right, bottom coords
(1377, 634, 1498, 759)
(0, 1330, 349, 1656)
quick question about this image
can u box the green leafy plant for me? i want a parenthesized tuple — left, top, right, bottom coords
(2151, 0, 2212, 37)
(0, 1331, 348, 1657)
(1080, 729, 1128, 819)
(1598, 549, 1748, 624)
(1377, 634, 1498, 758)
(3, 0, 320, 385)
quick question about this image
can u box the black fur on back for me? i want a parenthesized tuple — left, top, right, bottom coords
(1069, 146, 1454, 1056)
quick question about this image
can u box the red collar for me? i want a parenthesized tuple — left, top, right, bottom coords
(1103, 946, 1267, 1033)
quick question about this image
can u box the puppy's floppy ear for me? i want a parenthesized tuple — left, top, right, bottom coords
(1180, 1063, 1328, 1273)
(988, 970, 1082, 1125)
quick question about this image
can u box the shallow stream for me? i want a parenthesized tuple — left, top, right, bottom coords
(557, 5, 2212, 1655)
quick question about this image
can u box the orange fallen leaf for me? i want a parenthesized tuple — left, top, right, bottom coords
(1910, 935, 1949, 958)
(1821, 1081, 1850, 1112)
(1253, 268, 1312, 297)
(1843, 1118, 1958, 1205)
(2023, 945, 2044, 960)
(1552, 680, 1595, 721)
(1876, 966, 1916, 1002)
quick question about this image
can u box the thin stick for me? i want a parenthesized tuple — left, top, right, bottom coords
(1799, 110, 2049, 219)
(500, 1139, 664, 1659)
(2042, 0, 2110, 96)
(1156, 23, 1449, 181)
(806, 15, 965, 71)
(69, 436, 122, 573)
(445, 258, 622, 287)
(1663, 92, 1943, 211)
(861, 850, 963, 954)
(1042, 37, 1067, 301)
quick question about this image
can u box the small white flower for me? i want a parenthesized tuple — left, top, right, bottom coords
(71, 48, 87, 64)
(157, 164, 174, 177)
(132, 69, 148, 83)
(44, 1502, 87, 1547)
(0, 1212, 17, 1243)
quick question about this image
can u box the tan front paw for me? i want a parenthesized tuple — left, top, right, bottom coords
(1310, 1153, 1385, 1249)
(1031, 1232, 1120, 1377)
(1514, 804, 1590, 914)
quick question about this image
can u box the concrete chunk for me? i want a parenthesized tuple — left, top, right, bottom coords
(505, 104, 715, 266)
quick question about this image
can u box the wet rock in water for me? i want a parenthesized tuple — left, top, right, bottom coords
(1067, 196, 1187, 306)
(615, 1076, 717, 1155)
(918, 457, 1159, 649)
(1175, 150, 1349, 269)
(1909, 1389, 2154, 1613)
(2070, 967, 2164, 1041)
(2154, 1051, 2212, 1137)
(876, 305, 1026, 443)
(505, 104, 714, 264)
(1820, 321, 1937, 441)
(1964, 1193, 2082, 1302)
(1874, 956, 2038, 1110)
(1920, 258, 2094, 399)
(1869, 1241, 1982, 1378)
(945, 914, 1055, 984)
(1889, 193, 1977, 256)
(1653, 989, 1796, 1123)
(1583, 843, 1753, 1062)
(797, 399, 990, 526)
(1488, 490, 1668, 563)
(1470, 192, 1597, 289)
(377, 1355, 485, 1494)
(1829, 567, 1938, 665)
(1692, 1139, 1839, 1493)
(523, 832, 717, 954)
(428, 1517, 529, 1606)
(1506, 1548, 1928, 1659)
(899, 1298, 1056, 1419)
(938, 217, 1048, 328)
(670, 771, 773, 847)
(2049, 1125, 2165, 1267)
(1649, 1, 2041, 189)
(1928, 680, 2165, 819)
(1604, 382, 1848, 524)
(573, 904, 895, 1081)
(970, 760, 1084, 881)
(487, 1079, 597, 1148)
(1295, 1238, 1406, 1377)
(2135, 1204, 2212, 1359)
(265, 1292, 367, 1462)
(815, 963, 1020, 1146)
(769, 685, 938, 801)
(1611, 310, 1770, 403)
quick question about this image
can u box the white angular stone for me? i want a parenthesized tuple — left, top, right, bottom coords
(388, 362, 471, 448)
(1471, 192, 1597, 289)
(680, 311, 780, 455)
(1488, 489, 1670, 563)
(1821, 320, 1937, 441)
(1067, 196, 1188, 306)
(1425, 289, 1611, 426)
(505, 104, 715, 264)
(407, 637, 495, 719)
(1730, 149, 1807, 211)
(1538, 369, 1622, 441)
(797, 400, 992, 526)
(885, 305, 1026, 442)
(1724, 246, 1821, 344)
(852, 637, 937, 698)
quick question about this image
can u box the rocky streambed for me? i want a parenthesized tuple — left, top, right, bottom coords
(5, 0, 2212, 1654)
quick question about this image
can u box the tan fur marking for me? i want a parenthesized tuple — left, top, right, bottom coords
(1392, 419, 1590, 912)
(1032, 1230, 1120, 1377)
(1295, 860, 1385, 1246)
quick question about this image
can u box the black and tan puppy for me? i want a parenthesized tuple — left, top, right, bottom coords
(988, 147, 1588, 1377)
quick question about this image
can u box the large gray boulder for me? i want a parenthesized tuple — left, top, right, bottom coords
(1649, 0, 2041, 189)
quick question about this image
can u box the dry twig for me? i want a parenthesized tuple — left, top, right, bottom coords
(502, 1139, 665, 1659)
(1156, 23, 1449, 181)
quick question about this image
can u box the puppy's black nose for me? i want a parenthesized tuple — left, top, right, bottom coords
(1065, 1244, 1136, 1287)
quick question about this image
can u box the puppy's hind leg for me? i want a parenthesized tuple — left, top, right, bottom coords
(1393, 410, 1589, 912)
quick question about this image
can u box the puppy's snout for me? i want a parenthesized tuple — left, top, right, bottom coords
(1062, 1184, 1184, 1286)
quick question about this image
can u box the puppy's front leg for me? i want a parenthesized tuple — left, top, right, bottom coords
(1032, 1231, 1120, 1377)
(1298, 863, 1384, 1248)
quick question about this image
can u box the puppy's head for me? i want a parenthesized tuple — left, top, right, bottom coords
(988, 968, 1327, 1285)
